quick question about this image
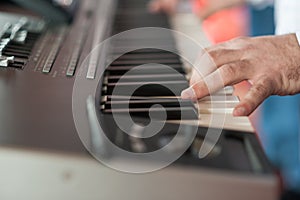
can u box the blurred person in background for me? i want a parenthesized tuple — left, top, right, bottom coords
(150, 0, 249, 44)
(149, 0, 300, 199)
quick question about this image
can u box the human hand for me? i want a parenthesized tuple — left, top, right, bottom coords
(148, 0, 179, 14)
(181, 34, 300, 116)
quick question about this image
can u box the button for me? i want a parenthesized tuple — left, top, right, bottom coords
(42, 27, 66, 73)
(66, 39, 83, 77)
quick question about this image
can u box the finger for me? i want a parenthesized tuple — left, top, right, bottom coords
(148, 0, 161, 13)
(233, 78, 272, 116)
(182, 62, 247, 100)
(159, 2, 176, 14)
(191, 51, 217, 85)
(205, 42, 244, 67)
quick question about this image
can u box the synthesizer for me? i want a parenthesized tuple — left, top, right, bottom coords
(0, 0, 279, 199)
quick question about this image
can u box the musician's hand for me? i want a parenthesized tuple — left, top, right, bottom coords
(148, 0, 179, 14)
(195, 0, 245, 19)
(181, 34, 300, 116)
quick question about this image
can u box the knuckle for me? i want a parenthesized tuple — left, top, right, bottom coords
(220, 63, 237, 78)
(193, 81, 208, 95)
(243, 43, 255, 51)
(232, 36, 249, 43)
(239, 59, 251, 70)
(206, 49, 218, 60)
(205, 46, 227, 60)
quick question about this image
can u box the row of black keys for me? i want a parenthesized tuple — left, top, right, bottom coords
(101, 49, 199, 120)
(102, 0, 198, 120)
(0, 32, 40, 69)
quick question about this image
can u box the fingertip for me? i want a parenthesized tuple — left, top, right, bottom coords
(181, 87, 197, 100)
(233, 106, 247, 116)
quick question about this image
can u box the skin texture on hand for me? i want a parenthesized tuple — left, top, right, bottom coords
(181, 34, 300, 116)
(148, 0, 179, 14)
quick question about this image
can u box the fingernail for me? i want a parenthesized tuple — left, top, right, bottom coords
(233, 107, 246, 116)
(181, 87, 196, 100)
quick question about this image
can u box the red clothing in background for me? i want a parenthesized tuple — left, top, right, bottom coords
(192, 0, 249, 44)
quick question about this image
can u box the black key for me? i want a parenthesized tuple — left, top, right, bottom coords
(4, 47, 31, 55)
(104, 95, 180, 101)
(106, 74, 186, 83)
(107, 64, 185, 75)
(102, 107, 198, 120)
(111, 58, 181, 66)
(3, 51, 29, 59)
(103, 99, 195, 109)
(113, 52, 179, 60)
(103, 81, 189, 96)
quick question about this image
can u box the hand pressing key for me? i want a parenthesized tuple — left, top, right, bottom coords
(181, 34, 300, 116)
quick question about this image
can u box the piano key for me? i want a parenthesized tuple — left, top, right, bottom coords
(9, 17, 28, 41)
(198, 95, 239, 103)
(9, 61, 26, 69)
(104, 81, 189, 96)
(102, 99, 195, 110)
(0, 56, 14, 67)
(213, 86, 235, 95)
(102, 107, 198, 120)
(0, 23, 11, 39)
(107, 64, 185, 75)
(113, 48, 176, 55)
(112, 46, 178, 54)
(12, 30, 28, 44)
(198, 107, 235, 115)
(4, 47, 31, 55)
(106, 74, 186, 83)
(111, 58, 181, 66)
(197, 102, 238, 109)
(169, 115, 254, 132)
(5, 43, 33, 51)
(112, 38, 175, 45)
(111, 52, 179, 61)
(188, 101, 238, 115)
(103, 95, 182, 101)
(103, 94, 238, 103)
(2, 51, 29, 59)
